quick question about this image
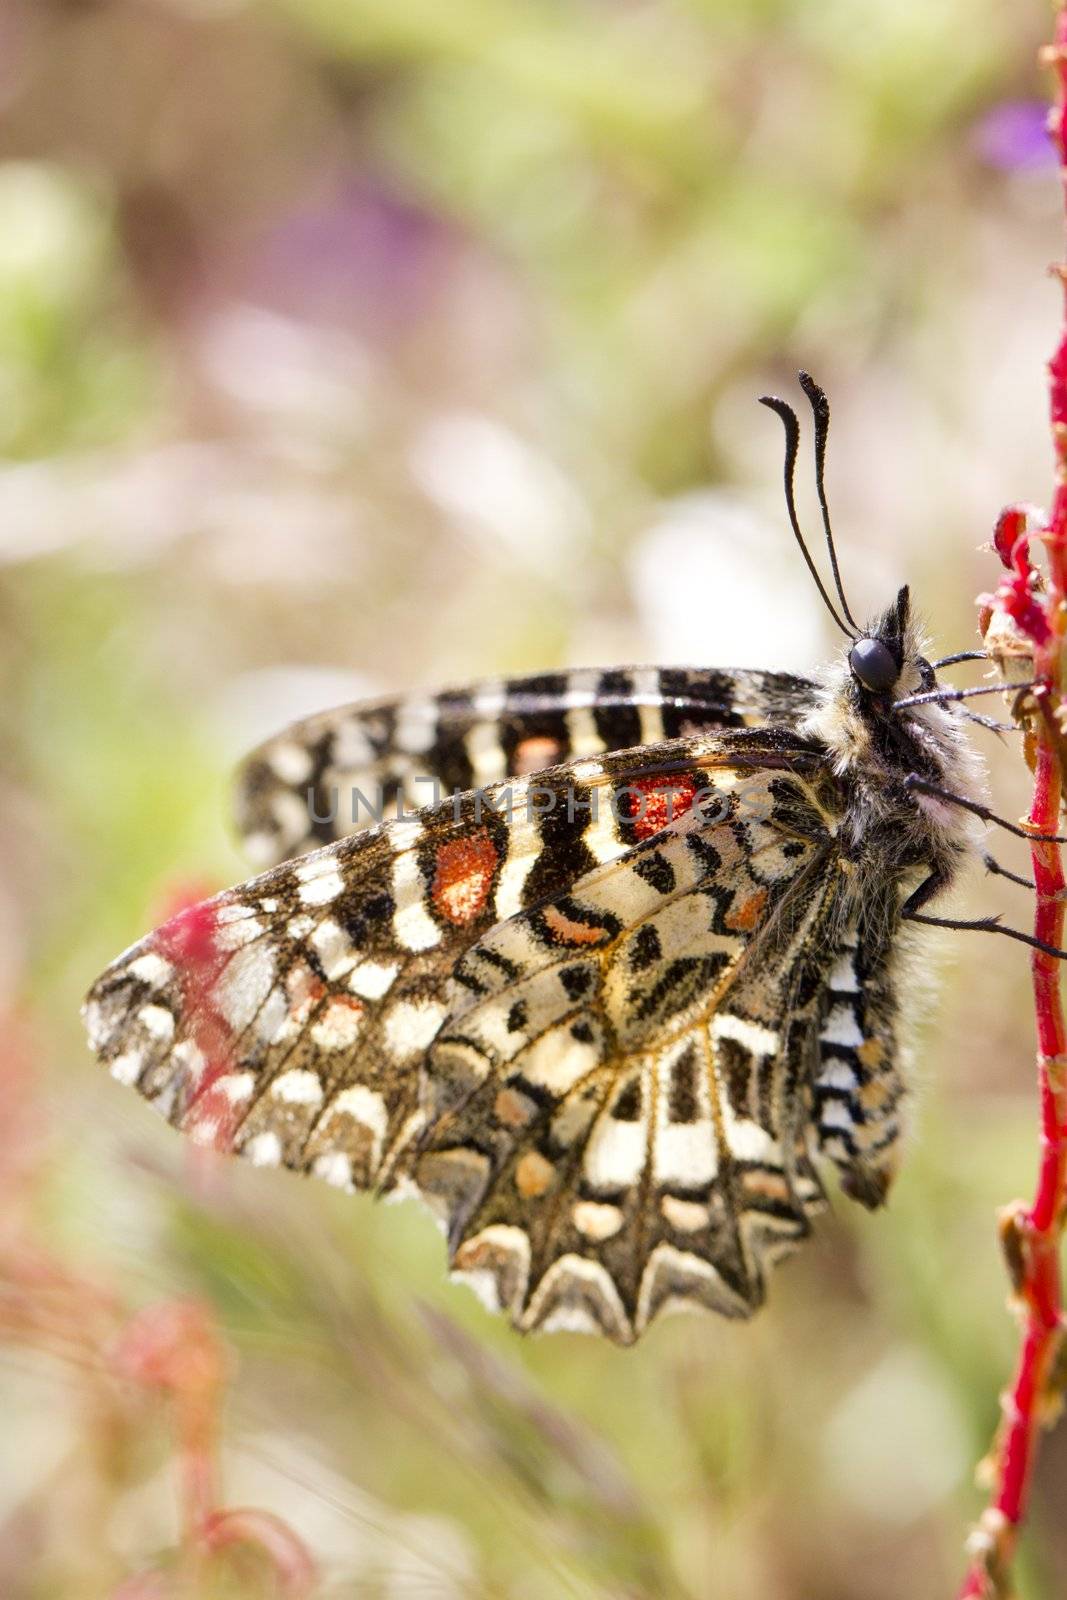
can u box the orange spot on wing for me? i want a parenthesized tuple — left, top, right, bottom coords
(495, 1087, 537, 1128)
(515, 1150, 556, 1197)
(724, 888, 767, 932)
(431, 830, 499, 926)
(542, 904, 611, 946)
(623, 773, 698, 841)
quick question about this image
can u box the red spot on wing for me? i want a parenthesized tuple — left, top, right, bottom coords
(431, 830, 499, 926)
(155, 894, 238, 1151)
(622, 773, 699, 841)
(156, 895, 222, 978)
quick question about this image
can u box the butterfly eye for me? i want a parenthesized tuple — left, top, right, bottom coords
(848, 637, 899, 693)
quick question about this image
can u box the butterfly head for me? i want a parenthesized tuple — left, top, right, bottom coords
(802, 583, 982, 825)
(846, 585, 934, 703)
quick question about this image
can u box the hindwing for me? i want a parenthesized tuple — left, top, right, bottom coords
(234, 666, 814, 868)
(414, 764, 840, 1340)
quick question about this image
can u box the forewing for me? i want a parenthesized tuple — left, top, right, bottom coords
(234, 666, 815, 868)
(411, 763, 843, 1343)
(85, 827, 450, 1193)
(86, 735, 807, 1196)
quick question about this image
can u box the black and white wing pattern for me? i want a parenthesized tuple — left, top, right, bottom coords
(85, 730, 910, 1343)
(413, 769, 837, 1339)
(414, 758, 910, 1339)
(234, 666, 814, 868)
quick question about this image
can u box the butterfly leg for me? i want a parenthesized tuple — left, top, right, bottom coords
(902, 866, 1067, 960)
(929, 650, 988, 669)
(899, 868, 948, 922)
(983, 853, 1037, 891)
(903, 775, 1067, 844)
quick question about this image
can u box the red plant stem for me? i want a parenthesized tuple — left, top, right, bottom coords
(995, 731, 1065, 1519)
(957, 14, 1067, 1595)
(201, 1509, 318, 1598)
(115, 1302, 225, 1542)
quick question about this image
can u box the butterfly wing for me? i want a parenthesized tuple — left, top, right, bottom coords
(234, 666, 815, 868)
(86, 730, 905, 1340)
(85, 827, 439, 1192)
(90, 737, 783, 1192)
(413, 759, 845, 1342)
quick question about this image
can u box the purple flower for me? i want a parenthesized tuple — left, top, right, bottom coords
(973, 100, 1054, 172)
(253, 177, 453, 336)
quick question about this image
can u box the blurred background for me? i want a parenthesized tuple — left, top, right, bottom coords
(1, 1, 1064, 1596)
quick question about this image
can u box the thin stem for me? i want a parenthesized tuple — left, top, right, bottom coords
(956, 13, 1067, 1593)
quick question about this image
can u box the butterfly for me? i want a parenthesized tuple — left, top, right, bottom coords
(83, 374, 987, 1344)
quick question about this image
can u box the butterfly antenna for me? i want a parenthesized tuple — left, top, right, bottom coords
(758, 392, 855, 639)
(798, 371, 861, 634)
